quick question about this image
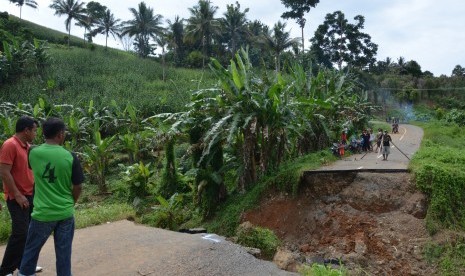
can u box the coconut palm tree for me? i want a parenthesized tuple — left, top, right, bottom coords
(8, 0, 38, 19)
(49, 0, 87, 48)
(76, 1, 107, 43)
(92, 9, 121, 50)
(262, 21, 299, 72)
(186, 0, 220, 67)
(155, 32, 168, 81)
(75, 16, 92, 42)
(221, 1, 250, 57)
(281, 0, 320, 57)
(166, 16, 185, 66)
(121, 2, 164, 58)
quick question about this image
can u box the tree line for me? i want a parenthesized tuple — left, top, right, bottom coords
(6, 0, 380, 71)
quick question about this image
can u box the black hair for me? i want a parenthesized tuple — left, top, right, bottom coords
(43, 117, 66, 139)
(16, 116, 38, 133)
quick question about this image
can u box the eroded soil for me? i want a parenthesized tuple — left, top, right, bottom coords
(242, 172, 437, 275)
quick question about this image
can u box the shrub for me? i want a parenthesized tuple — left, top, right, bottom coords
(443, 109, 465, 126)
(299, 263, 347, 276)
(411, 121, 465, 232)
(236, 223, 280, 260)
(0, 202, 11, 243)
(139, 194, 187, 230)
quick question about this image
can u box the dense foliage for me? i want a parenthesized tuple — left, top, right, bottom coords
(410, 121, 465, 233)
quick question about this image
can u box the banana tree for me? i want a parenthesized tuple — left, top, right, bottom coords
(120, 161, 155, 204)
(82, 129, 116, 193)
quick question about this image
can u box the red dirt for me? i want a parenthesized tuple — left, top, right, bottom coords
(242, 172, 437, 275)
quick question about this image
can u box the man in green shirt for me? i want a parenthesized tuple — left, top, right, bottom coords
(19, 118, 84, 276)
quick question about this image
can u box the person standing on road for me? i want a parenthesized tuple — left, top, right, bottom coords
(0, 116, 40, 276)
(340, 129, 347, 156)
(361, 130, 370, 152)
(19, 117, 84, 276)
(375, 128, 383, 152)
(369, 129, 375, 151)
(381, 130, 392, 161)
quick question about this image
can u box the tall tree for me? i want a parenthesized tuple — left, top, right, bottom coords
(92, 9, 121, 50)
(280, 0, 319, 56)
(49, 0, 87, 48)
(310, 11, 378, 70)
(121, 2, 164, 58)
(155, 32, 168, 81)
(220, 1, 249, 57)
(262, 21, 299, 72)
(452, 65, 465, 77)
(8, 0, 38, 19)
(77, 1, 107, 43)
(166, 16, 185, 66)
(245, 20, 271, 66)
(186, 0, 220, 68)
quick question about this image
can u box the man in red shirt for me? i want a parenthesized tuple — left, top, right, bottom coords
(0, 116, 39, 276)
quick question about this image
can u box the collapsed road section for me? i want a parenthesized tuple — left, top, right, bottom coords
(242, 170, 436, 275)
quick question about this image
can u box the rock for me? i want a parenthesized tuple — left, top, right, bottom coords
(238, 221, 254, 231)
(404, 193, 428, 219)
(245, 247, 261, 257)
(306, 255, 325, 265)
(299, 244, 311, 253)
(178, 228, 207, 234)
(354, 234, 367, 255)
(273, 248, 296, 270)
(342, 252, 368, 266)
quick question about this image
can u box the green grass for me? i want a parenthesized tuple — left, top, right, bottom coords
(0, 199, 11, 243)
(299, 263, 348, 276)
(75, 202, 135, 229)
(236, 225, 280, 260)
(9, 15, 92, 49)
(1, 46, 216, 114)
(2, 15, 217, 115)
(410, 121, 465, 234)
(0, 200, 134, 245)
(369, 120, 391, 132)
(423, 240, 465, 276)
(410, 121, 465, 275)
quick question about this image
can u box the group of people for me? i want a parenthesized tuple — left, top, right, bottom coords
(0, 116, 84, 276)
(338, 127, 393, 160)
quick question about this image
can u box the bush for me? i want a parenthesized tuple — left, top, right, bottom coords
(444, 109, 465, 126)
(411, 121, 465, 232)
(186, 50, 204, 68)
(236, 222, 280, 260)
(299, 263, 347, 276)
(0, 201, 11, 244)
(139, 194, 189, 231)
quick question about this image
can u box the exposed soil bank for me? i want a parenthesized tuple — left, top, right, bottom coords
(243, 172, 437, 275)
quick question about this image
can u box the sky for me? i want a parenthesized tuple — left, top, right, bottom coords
(2, 0, 465, 76)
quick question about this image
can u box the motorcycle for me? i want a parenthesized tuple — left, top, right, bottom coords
(349, 139, 362, 154)
(331, 143, 341, 157)
(392, 123, 399, 134)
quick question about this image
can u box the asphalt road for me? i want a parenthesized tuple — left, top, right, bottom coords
(0, 220, 295, 276)
(320, 124, 423, 171)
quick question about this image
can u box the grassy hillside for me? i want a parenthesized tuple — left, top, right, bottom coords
(1, 14, 216, 114)
(2, 46, 216, 114)
(7, 14, 89, 48)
